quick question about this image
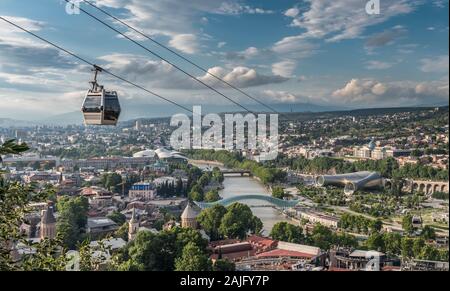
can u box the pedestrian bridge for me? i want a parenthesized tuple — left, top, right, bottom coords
(194, 194, 300, 209)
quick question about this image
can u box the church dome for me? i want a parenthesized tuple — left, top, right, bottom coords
(181, 203, 198, 220)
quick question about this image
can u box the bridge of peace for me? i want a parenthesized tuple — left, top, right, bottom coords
(194, 194, 300, 209)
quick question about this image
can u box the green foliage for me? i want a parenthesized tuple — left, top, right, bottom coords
(198, 203, 262, 240)
(197, 204, 227, 241)
(219, 203, 263, 240)
(204, 189, 221, 203)
(213, 259, 236, 271)
(100, 173, 123, 192)
(189, 191, 203, 202)
(107, 211, 127, 225)
(276, 155, 448, 181)
(0, 139, 29, 162)
(174, 242, 212, 271)
(114, 227, 209, 271)
(401, 237, 414, 258)
(365, 233, 385, 251)
(402, 214, 415, 235)
(432, 191, 449, 200)
(1, 140, 67, 270)
(20, 237, 68, 271)
(270, 222, 303, 243)
(421, 225, 436, 240)
(305, 224, 358, 250)
(115, 223, 129, 241)
(211, 167, 224, 183)
(271, 186, 285, 199)
(184, 150, 286, 184)
(56, 196, 89, 249)
(338, 213, 384, 234)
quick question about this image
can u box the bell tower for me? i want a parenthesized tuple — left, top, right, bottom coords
(128, 208, 139, 241)
(40, 203, 56, 240)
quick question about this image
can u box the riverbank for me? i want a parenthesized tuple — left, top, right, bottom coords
(188, 159, 225, 167)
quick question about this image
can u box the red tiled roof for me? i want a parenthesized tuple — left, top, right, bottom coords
(328, 267, 355, 272)
(382, 266, 401, 271)
(257, 249, 315, 259)
(210, 249, 256, 261)
(209, 239, 240, 248)
(247, 235, 277, 247)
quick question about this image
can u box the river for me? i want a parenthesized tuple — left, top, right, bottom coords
(190, 160, 293, 235)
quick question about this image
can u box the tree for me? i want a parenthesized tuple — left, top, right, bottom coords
(212, 167, 224, 183)
(124, 231, 174, 271)
(56, 196, 89, 249)
(175, 242, 212, 271)
(175, 178, 184, 196)
(197, 204, 227, 241)
(402, 214, 415, 234)
(115, 223, 129, 241)
(107, 211, 126, 225)
(419, 245, 440, 261)
(114, 227, 208, 271)
(383, 232, 402, 256)
(189, 191, 203, 202)
(101, 173, 122, 192)
(190, 184, 204, 195)
(366, 233, 385, 252)
(307, 224, 335, 250)
(370, 219, 383, 233)
(401, 237, 414, 259)
(204, 190, 221, 202)
(272, 186, 285, 199)
(411, 149, 422, 157)
(421, 225, 436, 240)
(219, 203, 262, 239)
(173, 227, 208, 258)
(412, 238, 425, 258)
(0, 139, 29, 162)
(270, 222, 303, 243)
(0, 140, 69, 271)
(213, 259, 235, 271)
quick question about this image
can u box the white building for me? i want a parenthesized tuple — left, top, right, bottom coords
(129, 182, 157, 201)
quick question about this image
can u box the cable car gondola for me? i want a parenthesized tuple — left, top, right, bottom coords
(82, 65, 121, 126)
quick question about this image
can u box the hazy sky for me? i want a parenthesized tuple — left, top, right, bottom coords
(0, 0, 449, 120)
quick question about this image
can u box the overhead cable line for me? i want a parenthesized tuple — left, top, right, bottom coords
(0, 15, 193, 114)
(63, 0, 255, 114)
(79, 0, 288, 118)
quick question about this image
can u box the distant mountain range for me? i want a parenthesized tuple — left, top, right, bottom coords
(0, 103, 448, 127)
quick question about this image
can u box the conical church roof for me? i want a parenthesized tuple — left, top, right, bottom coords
(181, 203, 198, 219)
(41, 206, 56, 224)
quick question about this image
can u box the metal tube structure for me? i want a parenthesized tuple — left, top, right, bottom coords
(315, 171, 383, 195)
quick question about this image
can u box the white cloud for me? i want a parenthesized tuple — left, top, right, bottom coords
(198, 66, 288, 88)
(284, 8, 300, 18)
(366, 60, 394, 70)
(217, 41, 227, 48)
(220, 46, 263, 62)
(365, 26, 407, 51)
(272, 61, 297, 78)
(168, 34, 199, 54)
(332, 78, 449, 106)
(263, 90, 301, 103)
(432, 0, 448, 8)
(216, 2, 273, 15)
(272, 35, 317, 58)
(420, 55, 449, 73)
(285, 0, 418, 42)
(98, 54, 288, 89)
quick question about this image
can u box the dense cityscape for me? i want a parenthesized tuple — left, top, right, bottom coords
(1, 106, 448, 271)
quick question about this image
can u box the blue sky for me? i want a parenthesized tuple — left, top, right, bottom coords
(0, 0, 448, 120)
